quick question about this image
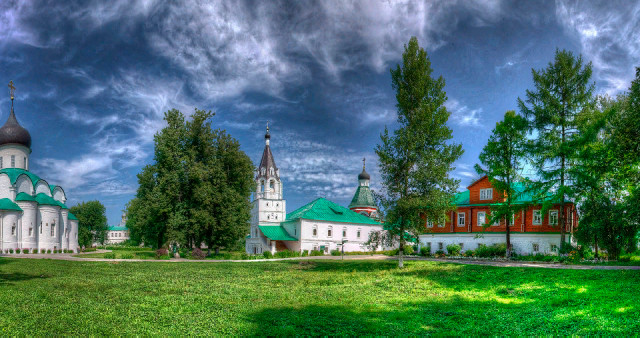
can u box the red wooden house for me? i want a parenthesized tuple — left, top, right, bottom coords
(419, 176, 578, 255)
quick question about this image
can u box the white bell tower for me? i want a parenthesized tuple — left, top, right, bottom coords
(246, 124, 286, 254)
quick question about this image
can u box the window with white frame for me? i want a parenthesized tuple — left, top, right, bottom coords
(29, 227, 33, 237)
(312, 225, 317, 237)
(0, 157, 3, 168)
(327, 226, 332, 237)
(23, 157, 26, 169)
(532, 243, 539, 252)
(437, 216, 445, 228)
(342, 228, 347, 238)
(549, 210, 558, 225)
(438, 242, 443, 250)
(532, 210, 542, 225)
(357, 229, 361, 238)
(50, 223, 55, 236)
(11, 225, 16, 236)
(479, 188, 493, 200)
(477, 211, 486, 226)
(426, 219, 433, 228)
(457, 212, 465, 227)
(509, 213, 515, 227)
(491, 213, 499, 226)
(11, 155, 15, 167)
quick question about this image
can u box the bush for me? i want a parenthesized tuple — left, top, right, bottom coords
(40, 249, 46, 254)
(309, 250, 324, 256)
(9, 249, 14, 254)
(463, 250, 475, 257)
(301, 250, 309, 257)
(223, 253, 232, 260)
(120, 253, 134, 259)
(559, 242, 575, 255)
(330, 249, 341, 256)
(475, 243, 506, 258)
(46, 249, 51, 254)
(275, 250, 300, 258)
(105, 245, 151, 252)
(241, 252, 250, 260)
(263, 251, 273, 259)
(22, 249, 29, 254)
(191, 248, 206, 260)
(83, 247, 97, 252)
(420, 246, 431, 257)
(435, 250, 445, 257)
(446, 244, 462, 256)
(104, 252, 116, 259)
(403, 245, 414, 255)
(156, 248, 169, 259)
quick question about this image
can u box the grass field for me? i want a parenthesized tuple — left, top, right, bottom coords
(0, 258, 638, 335)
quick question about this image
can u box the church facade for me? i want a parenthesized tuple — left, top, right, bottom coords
(0, 82, 79, 253)
(245, 127, 386, 255)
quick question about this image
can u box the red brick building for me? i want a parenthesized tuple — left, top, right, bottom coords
(419, 176, 578, 255)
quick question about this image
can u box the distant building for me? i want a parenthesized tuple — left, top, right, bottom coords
(245, 126, 388, 255)
(0, 82, 79, 253)
(106, 212, 129, 244)
(419, 175, 578, 255)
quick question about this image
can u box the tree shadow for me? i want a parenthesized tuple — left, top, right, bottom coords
(0, 258, 50, 285)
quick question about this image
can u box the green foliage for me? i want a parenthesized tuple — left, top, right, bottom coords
(120, 253, 134, 259)
(46, 249, 51, 254)
(22, 249, 28, 254)
(263, 251, 273, 259)
(377, 37, 463, 267)
(191, 248, 206, 260)
(103, 252, 116, 259)
(419, 246, 431, 257)
(475, 244, 506, 258)
(103, 245, 151, 252)
(446, 244, 461, 256)
(309, 250, 324, 256)
(518, 49, 595, 242)
(330, 249, 341, 256)
(475, 110, 528, 258)
(70, 200, 108, 247)
(156, 248, 169, 259)
(403, 245, 414, 255)
(275, 250, 300, 258)
(434, 250, 445, 257)
(127, 109, 254, 250)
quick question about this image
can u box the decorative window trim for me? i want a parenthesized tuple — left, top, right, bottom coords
(532, 210, 542, 225)
(457, 212, 466, 227)
(437, 216, 445, 228)
(549, 210, 558, 225)
(327, 226, 333, 238)
(479, 188, 493, 200)
(312, 225, 318, 237)
(342, 227, 347, 238)
(426, 219, 433, 228)
(477, 211, 486, 226)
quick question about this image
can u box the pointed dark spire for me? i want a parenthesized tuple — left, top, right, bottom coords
(257, 123, 278, 180)
(0, 81, 31, 149)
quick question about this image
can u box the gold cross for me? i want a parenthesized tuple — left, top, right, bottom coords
(8, 81, 15, 100)
(362, 157, 366, 170)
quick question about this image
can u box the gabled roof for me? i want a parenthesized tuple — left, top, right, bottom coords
(0, 198, 22, 211)
(286, 198, 380, 225)
(259, 225, 297, 241)
(348, 185, 376, 209)
(68, 213, 78, 221)
(454, 181, 567, 206)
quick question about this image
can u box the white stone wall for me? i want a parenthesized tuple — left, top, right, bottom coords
(1, 211, 20, 250)
(252, 198, 286, 224)
(37, 205, 60, 251)
(16, 201, 37, 251)
(0, 175, 12, 199)
(35, 181, 51, 196)
(15, 175, 33, 195)
(298, 219, 384, 253)
(0, 144, 30, 170)
(106, 230, 130, 244)
(418, 233, 571, 255)
(69, 220, 79, 252)
(52, 188, 66, 203)
(59, 210, 68, 250)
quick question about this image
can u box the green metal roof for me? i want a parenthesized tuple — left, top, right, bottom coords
(15, 192, 36, 202)
(259, 225, 297, 241)
(56, 201, 69, 209)
(0, 168, 41, 186)
(108, 226, 128, 231)
(286, 198, 380, 225)
(348, 185, 376, 208)
(68, 212, 78, 221)
(35, 193, 60, 207)
(453, 182, 567, 207)
(0, 198, 22, 211)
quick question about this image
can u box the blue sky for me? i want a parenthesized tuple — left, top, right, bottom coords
(0, 1, 638, 225)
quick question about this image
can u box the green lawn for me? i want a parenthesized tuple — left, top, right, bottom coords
(0, 258, 638, 335)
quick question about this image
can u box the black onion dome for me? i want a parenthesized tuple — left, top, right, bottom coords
(358, 168, 370, 180)
(0, 110, 31, 148)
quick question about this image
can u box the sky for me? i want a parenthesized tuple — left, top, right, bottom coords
(0, 0, 638, 225)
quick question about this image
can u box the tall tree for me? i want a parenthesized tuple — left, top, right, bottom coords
(377, 36, 464, 267)
(475, 111, 528, 258)
(127, 109, 254, 251)
(70, 200, 108, 248)
(517, 49, 595, 244)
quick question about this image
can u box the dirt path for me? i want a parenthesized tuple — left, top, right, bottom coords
(1, 252, 639, 269)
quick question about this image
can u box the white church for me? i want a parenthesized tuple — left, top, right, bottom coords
(0, 82, 79, 253)
(245, 126, 387, 255)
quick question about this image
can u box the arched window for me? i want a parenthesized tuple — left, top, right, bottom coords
(269, 167, 274, 176)
(342, 227, 347, 238)
(312, 225, 318, 237)
(260, 180, 265, 192)
(11, 155, 15, 167)
(328, 226, 333, 238)
(269, 180, 275, 190)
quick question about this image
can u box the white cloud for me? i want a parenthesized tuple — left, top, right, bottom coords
(446, 99, 483, 127)
(555, 1, 640, 95)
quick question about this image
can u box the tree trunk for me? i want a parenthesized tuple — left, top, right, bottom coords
(506, 217, 511, 259)
(215, 247, 220, 255)
(398, 241, 404, 268)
